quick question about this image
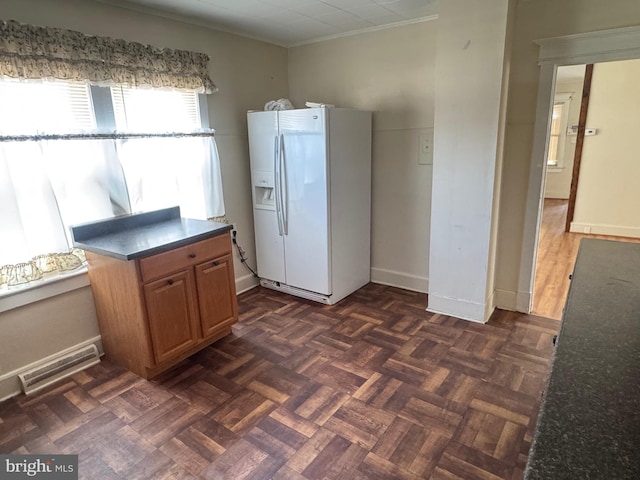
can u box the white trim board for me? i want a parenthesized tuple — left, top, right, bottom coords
(516, 291, 532, 313)
(289, 15, 439, 47)
(518, 25, 640, 314)
(493, 289, 532, 313)
(494, 289, 517, 311)
(235, 273, 259, 295)
(569, 222, 640, 238)
(427, 294, 489, 324)
(484, 290, 496, 323)
(370, 267, 428, 293)
(536, 25, 640, 66)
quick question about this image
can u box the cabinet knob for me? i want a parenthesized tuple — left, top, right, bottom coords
(167, 279, 174, 285)
(189, 253, 196, 259)
(212, 261, 219, 267)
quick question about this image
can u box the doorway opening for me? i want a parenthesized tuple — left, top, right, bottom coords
(518, 26, 640, 317)
(531, 65, 585, 319)
(531, 59, 640, 319)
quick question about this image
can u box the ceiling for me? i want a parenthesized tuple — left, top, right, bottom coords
(101, 0, 440, 47)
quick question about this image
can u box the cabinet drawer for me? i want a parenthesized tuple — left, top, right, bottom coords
(139, 233, 232, 282)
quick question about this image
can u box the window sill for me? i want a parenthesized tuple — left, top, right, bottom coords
(0, 267, 90, 314)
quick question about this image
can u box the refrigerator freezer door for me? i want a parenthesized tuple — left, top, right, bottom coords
(248, 111, 285, 283)
(279, 109, 331, 295)
(247, 111, 279, 172)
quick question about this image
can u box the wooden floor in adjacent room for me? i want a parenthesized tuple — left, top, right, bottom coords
(1, 284, 559, 480)
(532, 199, 640, 319)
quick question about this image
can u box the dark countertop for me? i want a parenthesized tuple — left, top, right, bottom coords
(71, 206, 232, 261)
(524, 238, 640, 480)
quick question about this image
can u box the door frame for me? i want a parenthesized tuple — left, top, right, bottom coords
(516, 25, 640, 313)
(564, 64, 593, 232)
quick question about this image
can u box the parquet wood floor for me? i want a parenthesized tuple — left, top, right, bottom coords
(1, 284, 559, 479)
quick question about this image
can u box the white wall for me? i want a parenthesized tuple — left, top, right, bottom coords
(0, 0, 289, 398)
(544, 80, 584, 199)
(428, 0, 512, 322)
(570, 59, 640, 238)
(494, 0, 640, 309)
(288, 21, 436, 293)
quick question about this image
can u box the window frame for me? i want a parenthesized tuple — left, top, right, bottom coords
(89, 85, 209, 131)
(0, 78, 213, 299)
(546, 92, 572, 172)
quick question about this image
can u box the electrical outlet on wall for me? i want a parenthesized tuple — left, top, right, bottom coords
(418, 134, 433, 165)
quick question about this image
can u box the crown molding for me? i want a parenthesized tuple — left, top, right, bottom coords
(289, 15, 439, 48)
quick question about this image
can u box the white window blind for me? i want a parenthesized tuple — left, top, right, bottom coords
(110, 86, 200, 132)
(0, 78, 95, 134)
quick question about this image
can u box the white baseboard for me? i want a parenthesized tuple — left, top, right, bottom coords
(484, 290, 496, 321)
(370, 267, 429, 293)
(569, 221, 640, 238)
(236, 273, 260, 295)
(426, 294, 488, 323)
(0, 336, 104, 402)
(516, 290, 532, 313)
(495, 289, 517, 311)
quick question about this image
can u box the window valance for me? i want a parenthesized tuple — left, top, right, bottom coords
(0, 19, 217, 93)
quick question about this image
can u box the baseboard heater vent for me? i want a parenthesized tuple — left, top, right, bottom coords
(18, 344, 100, 395)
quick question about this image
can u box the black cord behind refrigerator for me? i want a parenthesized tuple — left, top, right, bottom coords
(232, 229, 259, 278)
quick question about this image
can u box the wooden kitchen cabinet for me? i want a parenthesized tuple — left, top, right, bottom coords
(143, 270, 200, 364)
(195, 254, 237, 339)
(85, 231, 238, 379)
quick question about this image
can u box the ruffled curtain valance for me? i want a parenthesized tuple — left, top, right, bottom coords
(0, 19, 217, 93)
(0, 250, 86, 287)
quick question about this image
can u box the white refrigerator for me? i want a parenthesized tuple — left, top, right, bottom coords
(247, 107, 371, 305)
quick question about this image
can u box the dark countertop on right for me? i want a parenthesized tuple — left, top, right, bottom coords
(524, 238, 640, 480)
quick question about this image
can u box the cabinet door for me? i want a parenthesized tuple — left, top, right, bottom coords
(195, 254, 238, 339)
(143, 270, 200, 364)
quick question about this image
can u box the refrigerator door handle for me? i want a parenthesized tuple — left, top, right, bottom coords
(274, 135, 284, 236)
(280, 133, 288, 236)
